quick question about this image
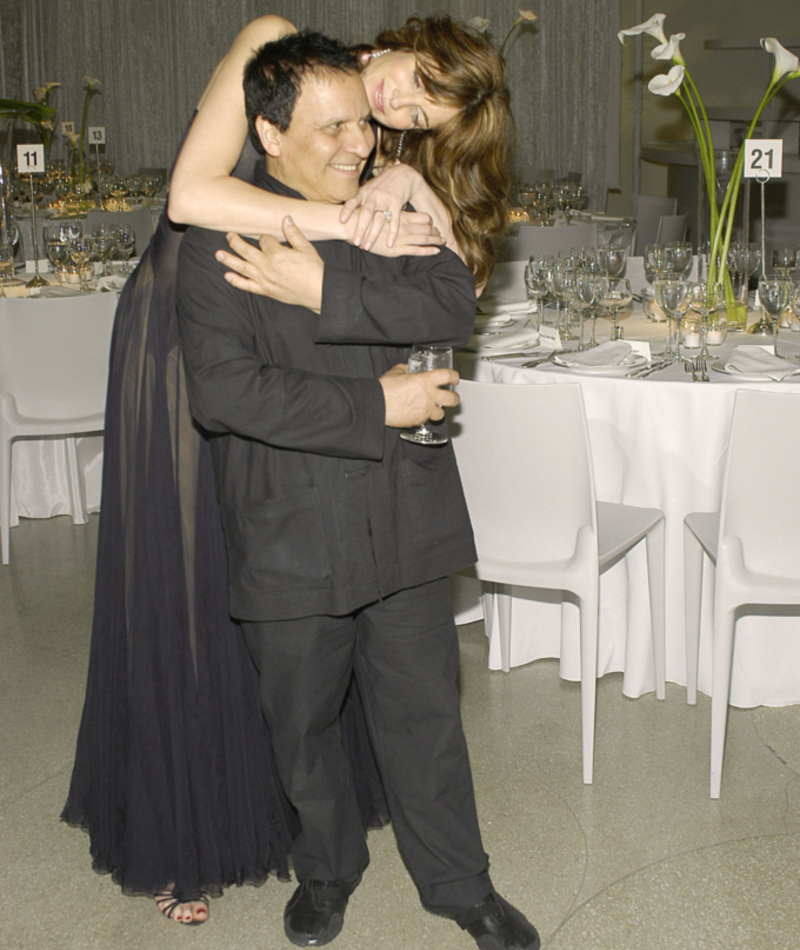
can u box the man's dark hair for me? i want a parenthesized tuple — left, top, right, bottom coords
(243, 30, 359, 151)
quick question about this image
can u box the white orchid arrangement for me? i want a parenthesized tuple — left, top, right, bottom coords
(619, 14, 800, 302)
(467, 9, 537, 57)
(74, 76, 101, 192)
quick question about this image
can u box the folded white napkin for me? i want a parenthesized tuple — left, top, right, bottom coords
(724, 346, 800, 380)
(96, 275, 128, 293)
(477, 297, 532, 314)
(555, 340, 635, 367)
(474, 310, 516, 329)
(466, 323, 540, 351)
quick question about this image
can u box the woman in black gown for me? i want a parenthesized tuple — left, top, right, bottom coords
(62, 13, 511, 924)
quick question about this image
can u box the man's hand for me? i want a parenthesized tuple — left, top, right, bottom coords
(216, 217, 324, 311)
(379, 363, 460, 428)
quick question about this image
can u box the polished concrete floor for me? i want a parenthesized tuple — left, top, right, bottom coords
(1, 515, 798, 949)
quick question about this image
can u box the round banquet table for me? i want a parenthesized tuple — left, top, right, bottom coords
(454, 275, 800, 709)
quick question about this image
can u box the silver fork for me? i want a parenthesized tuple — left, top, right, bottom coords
(699, 358, 710, 382)
(684, 360, 699, 382)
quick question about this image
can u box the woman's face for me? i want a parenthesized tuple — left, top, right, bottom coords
(360, 50, 458, 132)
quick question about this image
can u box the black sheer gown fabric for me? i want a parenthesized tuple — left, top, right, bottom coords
(61, 139, 388, 903)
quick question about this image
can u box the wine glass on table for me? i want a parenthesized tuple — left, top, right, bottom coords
(399, 345, 453, 446)
(524, 257, 549, 324)
(115, 225, 136, 274)
(69, 235, 95, 292)
(689, 281, 724, 359)
(771, 247, 796, 279)
(600, 277, 633, 341)
(0, 222, 22, 290)
(757, 276, 792, 358)
(92, 225, 118, 276)
(596, 243, 627, 279)
(575, 272, 608, 348)
(654, 276, 690, 363)
(43, 228, 70, 283)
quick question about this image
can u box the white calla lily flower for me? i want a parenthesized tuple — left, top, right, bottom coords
(618, 13, 668, 46)
(466, 16, 490, 33)
(648, 64, 686, 96)
(761, 38, 800, 84)
(652, 33, 685, 63)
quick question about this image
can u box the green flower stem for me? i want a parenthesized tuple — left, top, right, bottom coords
(77, 86, 94, 191)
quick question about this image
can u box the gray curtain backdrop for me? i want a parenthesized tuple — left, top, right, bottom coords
(0, 0, 619, 208)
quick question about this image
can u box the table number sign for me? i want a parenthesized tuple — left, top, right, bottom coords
(743, 138, 783, 281)
(61, 121, 75, 137)
(16, 143, 45, 175)
(743, 138, 783, 180)
(88, 127, 106, 145)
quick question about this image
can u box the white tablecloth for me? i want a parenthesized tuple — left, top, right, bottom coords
(456, 273, 800, 708)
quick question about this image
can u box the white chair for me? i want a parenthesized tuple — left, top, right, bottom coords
(496, 222, 597, 263)
(451, 380, 666, 783)
(655, 213, 688, 244)
(0, 294, 115, 564)
(632, 194, 678, 254)
(683, 389, 800, 798)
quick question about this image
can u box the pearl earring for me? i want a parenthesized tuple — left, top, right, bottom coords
(369, 48, 392, 60)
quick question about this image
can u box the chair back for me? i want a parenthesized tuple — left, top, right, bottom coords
(451, 380, 598, 566)
(632, 194, 678, 254)
(496, 222, 598, 263)
(719, 390, 800, 578)
(655, 213, 688, 244)
(0, 294, 114, 421)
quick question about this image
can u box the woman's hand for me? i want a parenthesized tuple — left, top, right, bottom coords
(340, 164, 427, 250)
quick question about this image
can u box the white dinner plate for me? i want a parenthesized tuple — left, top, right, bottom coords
(710, 360, 800, 381)
(474, 313, 516, 331)
(552, 352, 648, 375)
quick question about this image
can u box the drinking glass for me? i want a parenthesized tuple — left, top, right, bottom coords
(547, 260, 575, 338)
(115, 226, 136, 273)
(596, 243, 626, 279)
(45, 236, 70, 282)
(92, 225, 118, 276)
(575, 272, 608, 347)
(771, 247, 796, 279)
(654, 276, 690, 362)
(758, 277, 792, 358)
(643, 243, 670, 284)
(689, 281, 724, 358)
(69, 236, 95, 292)
(0, 223, 22, 288)
(399, 345, 453, 446)
(599, 277, 633, 340)
(665, 241, 693, 278)
(524, 258, 549, 318)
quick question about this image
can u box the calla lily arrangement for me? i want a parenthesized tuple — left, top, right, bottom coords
(619, 14, 800, 303)
(0, 85, 59, 167)
(75, 76, 101, 193)
(467, 9, 537, 57)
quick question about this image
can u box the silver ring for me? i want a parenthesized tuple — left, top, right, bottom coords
(380, 209, 393, 223)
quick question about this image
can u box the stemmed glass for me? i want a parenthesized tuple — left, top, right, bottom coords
(547, 260, 575, 338)
(69, 236, 95, 292)
(524, 258, 549, 320)
(600, 278, 633, 341)
(771, 248, 796, 279)
(654, 276, 690, 363)
(0, 222, 22, 289)
(399, 345, 453, 446)
(92, 225, 118, 276)
(575, 272, 608, 348)
(44, 229, 70, 283)
(757, 277, 792, 358)
(689, 282, 724, 359)
(596, 243, 626, 279)
(115, 225, 136, 273)
(665, 241, 693, 278)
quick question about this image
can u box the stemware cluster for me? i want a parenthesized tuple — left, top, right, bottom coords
(517, 180, 587, 226)
(43, 222, 136, 291)
(524, 244, 631, 348)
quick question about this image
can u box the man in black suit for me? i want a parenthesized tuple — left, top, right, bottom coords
(177, 31, 539, 950)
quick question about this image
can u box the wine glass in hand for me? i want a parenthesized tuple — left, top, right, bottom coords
(399, 345, 453, 446)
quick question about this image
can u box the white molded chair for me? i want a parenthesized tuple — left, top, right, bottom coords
(632, 194, 678, 254)
(0, 293, 115, 564)
(655, 213, 688, 244)
(451, 380, 666, 783)
(683, 389, 800, 798)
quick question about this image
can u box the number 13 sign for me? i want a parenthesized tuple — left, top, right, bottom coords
(744, 139, 783, 179)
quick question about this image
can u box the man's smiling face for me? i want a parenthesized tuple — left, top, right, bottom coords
(259, 69, 375, 204)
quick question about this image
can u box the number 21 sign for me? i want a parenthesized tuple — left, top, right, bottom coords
(744, 139, 783, 179)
